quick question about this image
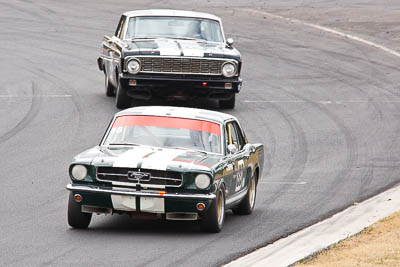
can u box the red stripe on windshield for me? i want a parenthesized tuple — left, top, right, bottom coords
(112, 115, 221, 136)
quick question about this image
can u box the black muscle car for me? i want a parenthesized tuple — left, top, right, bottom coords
(67, 106, 263, 232)
(97, 9, 242, 109)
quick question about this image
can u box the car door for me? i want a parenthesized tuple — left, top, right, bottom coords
(225, 121, 248, 198)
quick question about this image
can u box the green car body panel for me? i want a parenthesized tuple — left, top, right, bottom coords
(66, 106, 264, 228)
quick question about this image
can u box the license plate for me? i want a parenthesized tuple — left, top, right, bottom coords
(140, 197, 165, 213)
(111, 195, 136, 211)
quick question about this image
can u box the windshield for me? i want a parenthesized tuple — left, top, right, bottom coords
(125, 16, 224, 42)
(103, 115, 222, 154)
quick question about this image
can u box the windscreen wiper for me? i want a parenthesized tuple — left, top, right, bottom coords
(169, 37, 206, 42)
(166, 146, 208, 155)
(128, 37, 157, 41)
(108, 142, 140, 146)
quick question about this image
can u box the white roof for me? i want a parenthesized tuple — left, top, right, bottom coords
(123, 9, 221, 22)
(116, 106, 235, 124)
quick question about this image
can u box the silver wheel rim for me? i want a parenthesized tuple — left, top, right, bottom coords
(217, 189, 225, 225)
(249, 176, 256, 208)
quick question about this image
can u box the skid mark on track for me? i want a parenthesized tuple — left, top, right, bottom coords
(0, 81, 41, 144)
(270, 103, 309, 182)
(238, 8, 400, 59)
(354, 51, 400, 197)
(246, 37, 360, 216)
(269, 89, 359, 219)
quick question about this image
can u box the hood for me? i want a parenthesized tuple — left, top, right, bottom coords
(124, 39, 240, 59)
(73, 146, 223, 172)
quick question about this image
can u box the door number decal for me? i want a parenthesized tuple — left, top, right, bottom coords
(235, 159, 245, 192)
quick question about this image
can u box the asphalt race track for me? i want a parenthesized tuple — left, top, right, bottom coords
(1, 1, 400, 266)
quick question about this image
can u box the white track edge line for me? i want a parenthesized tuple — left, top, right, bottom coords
(238, 8, 400, 59)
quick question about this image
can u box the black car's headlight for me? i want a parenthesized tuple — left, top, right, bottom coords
(195, 174, 211, 189)
(71, 165, 88, 180)
(221, 62, 237, 77)
(126, 58, 141, 74)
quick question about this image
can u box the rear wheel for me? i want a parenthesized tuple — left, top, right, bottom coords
(200, 185, 226, 233)
(115, 74, 131, 109)
(219, 94, 236, 109)
(232, 172, 257, 215)
(104, 72, 115, 97)
(67, 192, 92, 229)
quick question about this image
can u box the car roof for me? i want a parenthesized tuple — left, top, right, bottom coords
(122, 9, 221, 22)
(115, 106, 235, 124)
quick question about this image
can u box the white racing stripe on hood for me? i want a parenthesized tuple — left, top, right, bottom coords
(112, 147, 155, 168)
(141, 148, 186, 170)
(178, 41, 204, 57)
(156, 39, 181, 56)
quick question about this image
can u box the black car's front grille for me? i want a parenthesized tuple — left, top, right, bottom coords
(96, 167, 182, 187)
(137, 57, 224, 75)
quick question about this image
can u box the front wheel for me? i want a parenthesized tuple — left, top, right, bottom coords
(115, 76, 131, 109)
(219, 94, 236, 109)
(67, 192, 92, 229)
(200, 185, 226, 233)
(232, 172, 257, 215)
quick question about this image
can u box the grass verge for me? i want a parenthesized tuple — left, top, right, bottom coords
(296, 211, 400, 267)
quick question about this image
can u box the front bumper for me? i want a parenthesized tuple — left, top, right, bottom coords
(120, 73, 242, 100)
(66, 183, 215, 213)
(67, 183, 215, 200)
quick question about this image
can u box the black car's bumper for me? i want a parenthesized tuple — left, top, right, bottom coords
(119, 73, 242, 100)
(66, 183, 215, 214)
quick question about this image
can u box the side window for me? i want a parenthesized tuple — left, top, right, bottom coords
(230, 124, 239, 148)
(226, 122, 244, 152)
(232, 121, 245, 150)
(115, 16, 127, 38)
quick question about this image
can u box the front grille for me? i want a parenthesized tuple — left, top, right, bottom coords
(136, 57, 225, 75)
(96, 167, 182, 187)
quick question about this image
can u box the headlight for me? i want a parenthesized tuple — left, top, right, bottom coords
(126, 59, 141, 74)
(71, 165, 87, 180)
(222, 62, 236, 77)
(195, 174, 211, 189)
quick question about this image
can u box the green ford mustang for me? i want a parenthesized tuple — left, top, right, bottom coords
(67, 106, 264, 232)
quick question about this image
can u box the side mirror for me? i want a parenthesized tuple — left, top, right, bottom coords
(244, 143, 256, 153)
(227, 144, 238, 154)
(226, 38, 234, 46)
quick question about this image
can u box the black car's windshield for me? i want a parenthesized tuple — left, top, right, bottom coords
(103, 115, 222, 154)
(125, 16, 224, 43)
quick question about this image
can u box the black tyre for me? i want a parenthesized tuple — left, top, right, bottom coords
(115, 75, 131, 109)
(200, 185, 226, 233)
(104, 72, 115, 97)
(232, 172, 257, 215)
(219, 94, 236, 109)
(67, 192, 92, 229)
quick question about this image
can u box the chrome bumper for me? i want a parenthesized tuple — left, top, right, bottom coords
(66, 184, 216, 200)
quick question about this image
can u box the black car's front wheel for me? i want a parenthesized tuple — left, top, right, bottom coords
(115, 75, 131, 109)
(233, 172, 257, 215)
(104, 72, 116, 97)
(200, 185, 226, 233)
(67, 192, 92, 229)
